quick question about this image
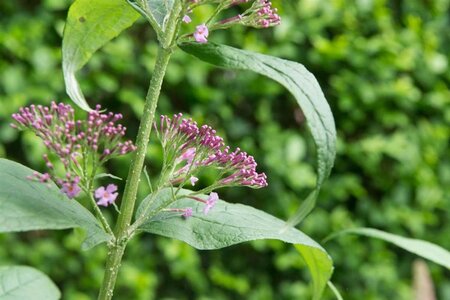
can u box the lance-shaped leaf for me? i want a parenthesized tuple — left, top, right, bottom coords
(137, 189, 333, 300)
(179, 42, 336, 225)
(0, 159, 112, 250)
(326, 228, 450, 270)
(0, 266, 60, 300)
(62, 0, 140, 110)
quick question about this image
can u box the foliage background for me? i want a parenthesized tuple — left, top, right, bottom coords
(0, 0, 449, 299)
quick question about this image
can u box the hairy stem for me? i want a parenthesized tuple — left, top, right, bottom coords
(97, 46, 171, 300)
(97, 2, 182, 296)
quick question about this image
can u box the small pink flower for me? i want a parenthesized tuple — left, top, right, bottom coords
(61, 177, 81, 199)
(193, 24, 209, 43)
(182, 208, 193, 218)
(95, 184, 119, 207)
(182, 15, 192, 23)
(203, 192, 218, 214)
(190, 176, 199, 186)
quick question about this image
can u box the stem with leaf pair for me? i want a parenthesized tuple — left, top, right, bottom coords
(97, 4, 182, 300)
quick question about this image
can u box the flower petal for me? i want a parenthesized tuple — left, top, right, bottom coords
(94, 186, 105, 199)
(106, 184, 118, 193)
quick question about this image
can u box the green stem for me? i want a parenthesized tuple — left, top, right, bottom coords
(97, 47, 171, 300)
(120, 46, 172, 242)
(97, 2, 182, 297)
(83, 186, 114, 237)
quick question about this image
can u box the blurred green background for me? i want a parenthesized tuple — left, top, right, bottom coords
(1, 0, 449, 299)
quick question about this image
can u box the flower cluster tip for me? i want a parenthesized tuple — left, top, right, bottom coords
(182, 0, 281, 43)
(12, 102, 135, 201)
(157, 113, 267, 218)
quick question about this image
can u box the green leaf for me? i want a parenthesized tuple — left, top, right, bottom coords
(147, 0, 175, 28)
(138, 189, 333, 299)
(0, 159, 112, 250)
(62, 0, 140, 110)
(179, 42, 336, 225)
(127, 0, 174, 30)
(328, 228, 450, 270)
(0, 266, 60, 300)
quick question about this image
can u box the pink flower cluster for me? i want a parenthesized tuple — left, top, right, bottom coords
(159, 113, 224, 153)
(183, 0, 281, 44)
(252, 0, 281, 28)
(157, 113, 267, 218)
(223, 0, 281, 29)
(12, 103, 78, 168)
(86, 105, 137, 161)
(12, 102, 136, 199)
(203, 147, 268, 187)
(158, 113, 268, 186)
